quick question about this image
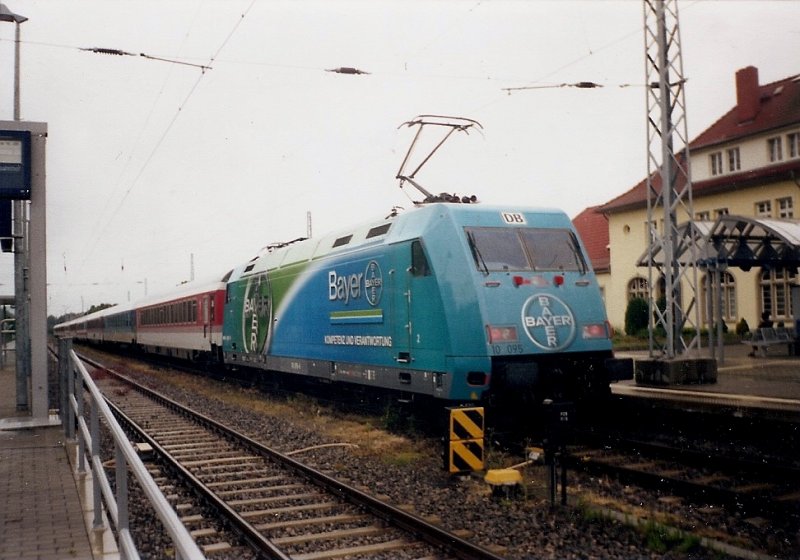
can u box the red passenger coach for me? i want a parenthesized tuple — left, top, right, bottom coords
(135, 279, 226, 362)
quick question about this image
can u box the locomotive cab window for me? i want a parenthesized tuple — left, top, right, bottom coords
(466, 228, 528, 271)
(465, 227, 586, 272)
(520, 229, 586, 272)
(410, 240, 431, 277)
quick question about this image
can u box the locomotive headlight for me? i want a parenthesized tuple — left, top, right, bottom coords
(582, 323, 610, 339)
(487, 325, 518, 343)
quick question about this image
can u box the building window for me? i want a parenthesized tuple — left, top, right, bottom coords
(768, 137, 783, 162)
(778, 197, 794, 219)
(696, 211, 710, 221)
(627, 277, 649, 301)
(789, 132, 800, 159)
(727, 147, 741, 172)
(710, 152, 723, 175)
(701, 271, 737, 322)
(760, 268, 796, 321)
(715, 208, 729, 217)
(755, 200, 772, 218)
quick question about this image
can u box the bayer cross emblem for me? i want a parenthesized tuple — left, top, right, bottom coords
(364, 260, 383, 306)
(241, 274, 272, 353)
(521, 294, 576, 351)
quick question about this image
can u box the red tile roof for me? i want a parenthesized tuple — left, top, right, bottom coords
(572, 206, 610, 272)
(693, 69, 800, 149)
(600, 67, 800, 214)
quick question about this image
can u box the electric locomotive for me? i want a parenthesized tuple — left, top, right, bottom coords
(222, 203, 631, 405)
(56, 115, 632, 409)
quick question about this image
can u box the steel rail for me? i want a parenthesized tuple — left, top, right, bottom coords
(79, 352, 505, 560)
(61, 345, 206, 560)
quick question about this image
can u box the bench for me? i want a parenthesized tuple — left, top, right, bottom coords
(742, 327, 795, 356)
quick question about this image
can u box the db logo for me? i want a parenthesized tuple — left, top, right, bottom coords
(501, 212, 527, 225)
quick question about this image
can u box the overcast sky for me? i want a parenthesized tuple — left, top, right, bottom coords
(0, 0, 797, 316)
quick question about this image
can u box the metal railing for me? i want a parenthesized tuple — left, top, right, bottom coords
(57, 338, 205, 560)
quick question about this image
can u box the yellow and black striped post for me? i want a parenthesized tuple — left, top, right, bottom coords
(445, 406, 485, 474)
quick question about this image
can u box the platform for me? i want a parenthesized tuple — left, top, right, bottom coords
(0, 361, 116, 560)
(613, 341, 800, 418)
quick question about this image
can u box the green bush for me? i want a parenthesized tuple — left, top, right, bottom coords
(625, 297, 649, 336)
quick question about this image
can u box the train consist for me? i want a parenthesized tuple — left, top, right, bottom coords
(55, 203, 632, 408)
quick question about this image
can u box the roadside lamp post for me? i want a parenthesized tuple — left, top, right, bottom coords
(0, 3, 27, 120)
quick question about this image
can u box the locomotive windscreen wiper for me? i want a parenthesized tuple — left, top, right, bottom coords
(466, 230, 489, 275)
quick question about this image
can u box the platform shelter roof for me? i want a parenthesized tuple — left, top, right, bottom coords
(637, 215, 800, 271)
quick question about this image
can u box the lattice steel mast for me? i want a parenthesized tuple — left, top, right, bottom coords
(643, 0, 700, 358)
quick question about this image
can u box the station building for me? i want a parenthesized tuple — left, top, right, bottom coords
(576, 66, 800, 332)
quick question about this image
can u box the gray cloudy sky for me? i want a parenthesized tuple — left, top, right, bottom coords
(0, 0, 797, 316)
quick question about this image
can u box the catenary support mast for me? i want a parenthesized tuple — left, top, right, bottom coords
(643, 0, 700, 358)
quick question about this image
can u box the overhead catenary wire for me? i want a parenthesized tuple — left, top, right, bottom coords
(79, 46, 212, 71)
(76, 1, 206, 278)
(27, 2, 662, 313)
(501, 80, 650, 94)
(75, 0, 258, 278)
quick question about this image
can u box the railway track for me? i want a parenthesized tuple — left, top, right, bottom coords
(569, 430, 800, 522)
(81, 354, 505, 560)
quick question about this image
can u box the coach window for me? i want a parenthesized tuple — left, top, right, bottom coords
(410, 240, 431, 277)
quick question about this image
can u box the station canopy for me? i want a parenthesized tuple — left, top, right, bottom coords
(637, 215, 800, 271)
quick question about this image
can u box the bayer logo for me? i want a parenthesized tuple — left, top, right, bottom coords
(364, 260, 383, 306)
(521, 294, 576, 351)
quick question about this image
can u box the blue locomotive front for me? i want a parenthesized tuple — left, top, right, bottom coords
(455, 206, 630, 404)
(402, 204, 630, 404)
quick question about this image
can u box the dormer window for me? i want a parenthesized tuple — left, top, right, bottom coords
(710, 151, 723, 176)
